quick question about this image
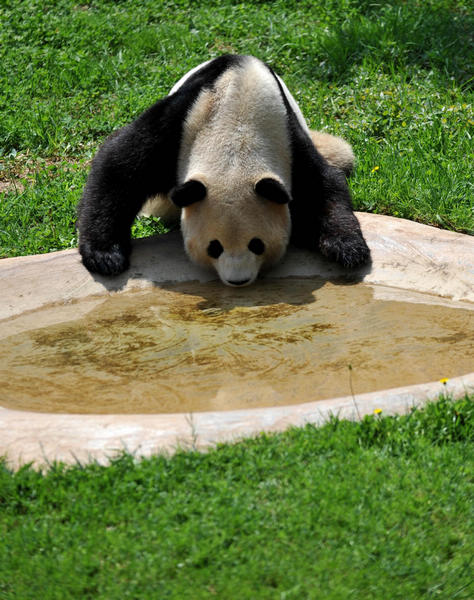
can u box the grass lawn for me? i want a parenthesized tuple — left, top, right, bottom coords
(0, 396, 473, 599)
(0, 1, 473, 597)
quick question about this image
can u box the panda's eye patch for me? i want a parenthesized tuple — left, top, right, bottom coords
(207, 239, 224, 259)
(255, 178, 290, 204)
(248, 237, 265, 255)
(170, 180, 207, 207)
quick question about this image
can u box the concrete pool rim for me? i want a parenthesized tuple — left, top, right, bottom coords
(1, 213, 473, 468)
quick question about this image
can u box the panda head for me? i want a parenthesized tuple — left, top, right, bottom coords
(170, 176, 291, 287)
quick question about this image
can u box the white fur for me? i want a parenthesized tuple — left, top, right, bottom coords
(178, 57, 292, 187)
(215, 251, 263, 287)
(309, 130, 355, 173)
(176, 57, 293, 286)
(140, 193, 180, 222)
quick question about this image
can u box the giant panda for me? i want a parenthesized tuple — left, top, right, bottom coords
(78, 54, 370, 287)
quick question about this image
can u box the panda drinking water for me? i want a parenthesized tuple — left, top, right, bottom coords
(77, 55, 370, 287)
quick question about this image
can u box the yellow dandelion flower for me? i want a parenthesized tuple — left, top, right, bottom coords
(374, 408, 382, 415)
(440, 378, 449, 385)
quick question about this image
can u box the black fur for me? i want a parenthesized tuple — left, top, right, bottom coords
(170, 180, 207, 207)
(77, 55, 243, 275)
(270, 69, 370, 268)
(207, 239, 224, 259)
(248, 237, 265, 255)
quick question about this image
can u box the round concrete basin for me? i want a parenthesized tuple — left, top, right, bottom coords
(1, 213, 473, 467)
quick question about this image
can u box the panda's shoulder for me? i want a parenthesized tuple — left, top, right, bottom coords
(105, 56, 249, 150)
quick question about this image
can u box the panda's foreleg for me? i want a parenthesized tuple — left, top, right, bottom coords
(77, 94, 181, 277)
(77, 181, 137, 277)
(77, 132, 149, 276)
(316, 166, 370, 268)
(290, 164, 370, 269)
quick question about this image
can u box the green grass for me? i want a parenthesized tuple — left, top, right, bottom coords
(1, 4, 473, 596)
(0, 0, 473, 258)
(0, 396, 473, 599)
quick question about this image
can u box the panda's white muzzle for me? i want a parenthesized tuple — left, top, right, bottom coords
(216, 252, 261, 287)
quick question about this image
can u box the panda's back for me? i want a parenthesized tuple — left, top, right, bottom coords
(175, 56, 294, 188)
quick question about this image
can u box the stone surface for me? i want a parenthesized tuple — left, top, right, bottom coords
(0, 213, 473, 468)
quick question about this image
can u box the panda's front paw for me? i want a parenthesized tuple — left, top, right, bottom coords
(319, 232, 371, 269)
(79, 242, 130, 276)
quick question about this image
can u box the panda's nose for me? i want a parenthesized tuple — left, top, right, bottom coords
(227, 278, 251, 287)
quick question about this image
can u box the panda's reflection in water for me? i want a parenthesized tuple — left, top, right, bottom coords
(1, 279, 473, 415)
(162, 276, 330, 312)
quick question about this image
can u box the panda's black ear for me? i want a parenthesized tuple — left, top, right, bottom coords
(170, 180, 207, 207)
(255, 178, 291, 204)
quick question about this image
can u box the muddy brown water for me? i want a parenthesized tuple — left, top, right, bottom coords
(0, 279, 473, 414)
